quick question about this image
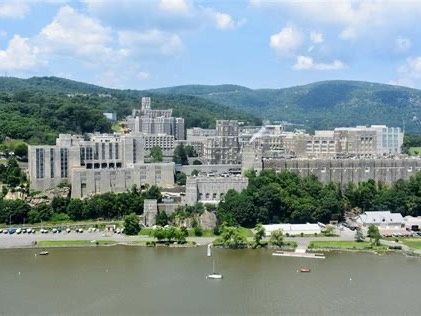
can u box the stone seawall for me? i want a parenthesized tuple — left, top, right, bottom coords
(262, 158, 421, 185)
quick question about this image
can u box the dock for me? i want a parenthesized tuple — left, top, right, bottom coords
(272, 251, 325, 259)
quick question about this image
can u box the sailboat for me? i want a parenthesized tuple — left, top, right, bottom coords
(206, 243, 223, 279)
(206, 259, 223, 279)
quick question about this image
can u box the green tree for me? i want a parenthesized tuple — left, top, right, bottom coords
(173, 144, 188, 165)
(175, 172, 187, 185)
(13, 143, 28, 160)
(175, 226, 188, 244)
(153, 227, 166, 241)
(269, 229, 284, 248)
(184, 145, 197, 157)
(355, 229, 365, 242)
(253, 223, 266, 248)
(150, 146, 163, 162)
(66, 199, 85, 221)
(124, 213, 140, 235)
(367, 225, 381, 246)
(215, 226, 247, 249)
(156, 211, 169, 226)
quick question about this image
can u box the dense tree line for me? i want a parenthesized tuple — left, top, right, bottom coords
(402, 134, 421, 154)
(217, 169, 421, 228)
(0, 185, 161, 225)
(0, 77, 259, 144)
(0, 157, 27, 189)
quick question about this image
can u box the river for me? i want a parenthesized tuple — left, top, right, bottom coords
(0, 246, 420, 315)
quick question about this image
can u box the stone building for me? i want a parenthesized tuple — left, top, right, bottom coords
(127, 97, 185, 140)
(185, 174, 248, 206)
(28, 133, 175, 198)
(260, 157, 421, 187)
(204, 120, 241, 164)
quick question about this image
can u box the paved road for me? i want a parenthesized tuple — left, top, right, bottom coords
(0, 231, 220, 249)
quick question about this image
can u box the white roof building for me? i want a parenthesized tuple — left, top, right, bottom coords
(262, 223, 321, 237)
(355, 211, 404, 227)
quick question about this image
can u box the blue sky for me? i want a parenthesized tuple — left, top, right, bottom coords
(0, 0, 421, 90)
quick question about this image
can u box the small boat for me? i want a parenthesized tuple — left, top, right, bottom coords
(206, 258, 223, 280)
(299, 268, 311, 273)
(39, 251, 49, 256)
(206, 273, 223, 279)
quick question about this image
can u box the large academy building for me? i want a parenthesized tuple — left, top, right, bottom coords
(28, 133, 175, 198)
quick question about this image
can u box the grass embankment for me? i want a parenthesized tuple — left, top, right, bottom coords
(308, 241, 388, 251)
(139, 227, 253, 238)
(399, 239, 421, 250)
(409, 147, 421, 156)
(37, 240, 116, 248)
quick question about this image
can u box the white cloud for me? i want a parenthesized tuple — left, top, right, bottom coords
(118, 29, 183, 56)
(159, 0, 189, 13)
(0, 35, 40, 70)
(339, 27, 357, 40)
(214, 12, 235, 30)
(395, 37, 412, 52)
(137, 71, 150, 80)
(39, 5, 115, 61)
(393, 56, 421, 87)
(0, 1, 29, 18)
(270, 26, 302, 56)
(0, 30, 7, 37)
(252, 1, 421, 40)
(310, 31, 324, 44)
(293, 55, 346, 71)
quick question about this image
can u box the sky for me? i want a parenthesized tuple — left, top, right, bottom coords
(0, 0, 421, 90)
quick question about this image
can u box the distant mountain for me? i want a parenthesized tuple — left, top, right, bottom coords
(0, 76, 259, 144)
(151, 81, 421, 132)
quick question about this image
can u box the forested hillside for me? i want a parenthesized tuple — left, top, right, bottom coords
(0, 77, 259, 144)
(151, 80, 421, 132)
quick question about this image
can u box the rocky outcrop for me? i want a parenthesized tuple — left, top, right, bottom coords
(199, 211, 217, 230)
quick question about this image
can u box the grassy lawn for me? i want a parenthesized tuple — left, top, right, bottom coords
(409, 147, 421, 156)
(309, 240, 386, 250)
(399, 239, 421, 250)
(37, 240, 116, 248)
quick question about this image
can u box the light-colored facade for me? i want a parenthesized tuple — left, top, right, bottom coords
(204, 120, 241, 164)
(29, 133, 175, 198)
(262, 223, 322, 236)
(355, 211, 404, 228)
(127, 97, 185, 140)
(185, 174, 248, 206)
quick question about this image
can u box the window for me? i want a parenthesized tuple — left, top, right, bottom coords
(102, 143, 105, 160)
(60, 148, 68, 178)
(80, 147, 85, 165)
(50, 148, 54, 178)
(115, 143, 119, 159)
(36, 148, 44, 179)
(133, 139, 137, 163)
(94, 143, 99, 160)
(109, 143, 113, 159)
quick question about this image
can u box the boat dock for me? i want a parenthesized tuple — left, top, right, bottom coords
(272, 241, 325, 259)
(272, 251, 325, 259)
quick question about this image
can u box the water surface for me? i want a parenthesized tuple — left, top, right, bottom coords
(0, 246, 420, 315)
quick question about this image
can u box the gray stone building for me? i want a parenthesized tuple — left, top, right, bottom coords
(127, 97, 185, 140)
(185, 174, 248, 206)
(204, 120, 241, 164)
(28, 133, 175, 198)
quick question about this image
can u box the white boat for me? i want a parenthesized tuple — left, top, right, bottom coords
(206, 273, 223, 279)
(206, 259, 223, 280)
